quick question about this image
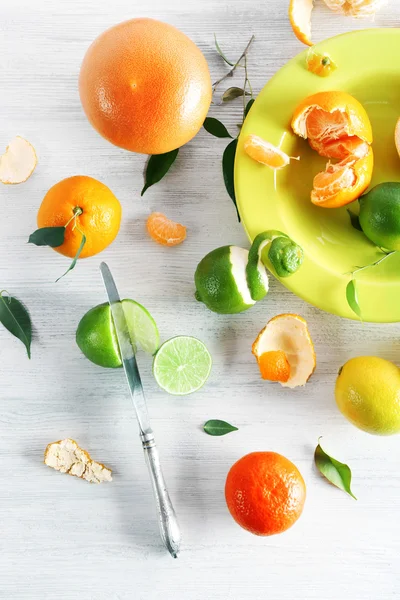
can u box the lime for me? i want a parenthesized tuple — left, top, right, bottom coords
(359, 182, 400, 251)
(335, 356, 400, 435)
(153, 336, 212, 395)
(76, 299, 160, 368)
(194, 245, 268, 314)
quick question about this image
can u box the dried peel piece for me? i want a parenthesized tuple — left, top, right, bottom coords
(0, 136, 37, 184)
(44, 438, 112, 484)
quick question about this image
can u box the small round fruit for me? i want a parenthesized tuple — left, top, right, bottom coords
(359, 182, 400, 251)
(37, 176, 121, 259)
(76, 300, 159, 368)
(195, 245, 268, 314)
(336, 356, 400, 435)
(225, 452, 306, 536)
(79, 18, 212, 155)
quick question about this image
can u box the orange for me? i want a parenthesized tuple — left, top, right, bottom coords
(37, 176, 121, 259)
(244, 135, 296, 169)
(256, 350, 291, 382)
(292, 91, 373, 208)
(146, 212, 186, 246)
(225, 452, 306, 536)
(79, 18, 212, 155)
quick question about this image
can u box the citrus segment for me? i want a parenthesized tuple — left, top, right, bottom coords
(257, 350, 291, 382)
(323, 0, 386, 18)
(0, 136, 37, 184)
(225, 452, 306, 536)
(395, 118, 400, 159)
(289, 0, 314, 46)
(146, 212, 186, 247)
(153, 336, 212, 395)
(306, 51, 337, 77)
(244, 135, 294, 169)
(252, 314, 315, 388)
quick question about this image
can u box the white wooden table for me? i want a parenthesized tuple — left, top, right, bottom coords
(1, 1, 400, 598)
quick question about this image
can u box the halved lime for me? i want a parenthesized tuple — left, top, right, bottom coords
(153, 336, 212, 395)
(76, 299, 160, 368)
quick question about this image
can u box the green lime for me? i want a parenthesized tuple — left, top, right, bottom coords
(359, 182, 400, 250)
(335, 356, 400, 435)
(76, 299, 160, 368)
(153, 336, 212, 395)
(194, 245, 268, 314)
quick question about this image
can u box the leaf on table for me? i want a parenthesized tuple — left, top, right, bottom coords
(141, 148, 179, 196)
(203, 117, 233, 139)
(0, 292, 32, 358)
(28, 226, 65, 247)
(203, 419, 238, 436)
(56, 232, 86, 282)
(222, 87, 250, 102)
(244, 98, 255, 118)
(347, 209, 363, 232)
(314, 439, 357, 500)
(346, 279, 362, 319)
(223, 138, 240, 221)
(214, 34, 236, 66)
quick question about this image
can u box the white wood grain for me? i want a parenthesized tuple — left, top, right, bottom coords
(1, 1, 400, 598)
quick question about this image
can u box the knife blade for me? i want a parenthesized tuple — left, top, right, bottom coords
(99, 262, 181, 558)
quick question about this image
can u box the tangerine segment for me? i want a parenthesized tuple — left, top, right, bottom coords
(291, 91, 373, 144)
(323, 0, 385, 18)
(311, 136, 369, 160)
(256, 350, 291, 383)
(146, 212, 186, 246)
(311, 147, 373, 208)
(244, 135, 292, 169)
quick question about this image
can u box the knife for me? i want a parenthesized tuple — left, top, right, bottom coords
(100, 262, 181, 558)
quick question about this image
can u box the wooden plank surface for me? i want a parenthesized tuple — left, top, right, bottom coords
(1, 1, 400, 598)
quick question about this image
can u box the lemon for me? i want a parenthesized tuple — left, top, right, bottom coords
(76, 300, 159, 368)
(359, 182, 400, 251)
(335, 356, 400, 435)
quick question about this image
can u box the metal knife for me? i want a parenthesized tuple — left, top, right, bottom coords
(100, 262, 181, 558)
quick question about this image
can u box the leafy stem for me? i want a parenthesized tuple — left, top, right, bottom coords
(350, 250, 396, 277)
(212, 35, 255, 95)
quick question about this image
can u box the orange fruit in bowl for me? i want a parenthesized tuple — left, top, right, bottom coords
(146, 212, 186, 246)
(291, 91, 373, 208)
(225, 452, 306, 536)
(37, 175, 122, 259)
(79, 18, 212, 155)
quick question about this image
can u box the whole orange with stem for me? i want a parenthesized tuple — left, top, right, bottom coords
(37, 176, 122, 259)
(225, 452, 306, 536)
(79, 18, 212, 155)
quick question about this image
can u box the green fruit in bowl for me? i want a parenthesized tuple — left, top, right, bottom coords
(194, 230, 304, 314)
(359, 182, 400, 250)
(76, 299, 159, 368)
(335, 356, 400, 435)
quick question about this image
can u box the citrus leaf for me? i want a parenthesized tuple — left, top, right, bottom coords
(223, 138, 240, 221)
(244, 98, 255, 118)
(314, 439, 357, 500)
(204, 419, 238, 436)
(28, 227, 65, 247)
(346, 279, 362, 319)
(203, 117, 233, 139)
(347, 209, 363, 232)
(56, 232, 86, 282)
(214, 34, 236, 66)
(0, 292, 32, 358)
(222, 87, 250, 102)
(141, 148, 179, 196)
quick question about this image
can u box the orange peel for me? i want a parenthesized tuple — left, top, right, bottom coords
(44, 438, 112, 484)
(0, 136, 37, 184)
(289, 0, 314, 46)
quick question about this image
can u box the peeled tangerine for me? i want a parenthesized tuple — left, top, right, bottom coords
(291, 91, 373, 208)
(0, 136, 37, 184)
(252, 314, 316, 388)
(323, 0, 387, 18)
(44, 438, 112, 484)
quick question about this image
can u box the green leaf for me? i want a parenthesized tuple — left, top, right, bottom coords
(244, 98, 255, 118)
(56, 232, 86, 282)
(315, 439, 357, 500)
(222, 138, 240, 221)
(28, 227, 65, 247)
(214, 34, 236, 66)
(141, 149, 179, 196)
(203, 419, 238, 436)
(347, 209, 363, 232)
(0, 292, 32, 358)
(203, 117, 233, 139)
(346, 279, 362, 319)
(222, 87, 250, 102)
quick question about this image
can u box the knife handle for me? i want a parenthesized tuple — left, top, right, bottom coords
(141, 433, 181, 558)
